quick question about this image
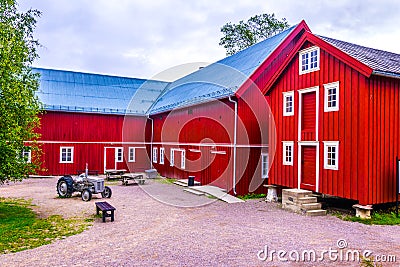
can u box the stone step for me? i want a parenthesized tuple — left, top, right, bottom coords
(297, 196, 318, 204)
(301, 202, 322, 210)
(306, 209, 327, 216)
(173, 181, 188, 187)
(183, 188, 205, 196)
(282, 189, 312, 199)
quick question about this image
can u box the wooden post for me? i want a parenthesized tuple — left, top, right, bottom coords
(396, 156, 399, 217)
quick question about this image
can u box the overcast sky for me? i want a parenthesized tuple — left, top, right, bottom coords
(20, 0, 400, 80)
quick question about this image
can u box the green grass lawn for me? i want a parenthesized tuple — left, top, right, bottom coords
(0, 198, 92, 254)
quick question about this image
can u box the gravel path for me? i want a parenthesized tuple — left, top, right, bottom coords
(1, 178, 399, 266)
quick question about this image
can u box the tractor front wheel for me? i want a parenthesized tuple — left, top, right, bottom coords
(81, 189, 92, 201)
(101, 186, 112, 198)
(57, 176, 74, 198)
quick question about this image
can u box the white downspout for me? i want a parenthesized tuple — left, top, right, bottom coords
(147, 115, 154, 169)
(228, 96, 238, 195)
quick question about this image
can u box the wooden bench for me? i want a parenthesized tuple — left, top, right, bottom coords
(95, 201, 116, 222)
(105, 169, 127, 180)
(121, 174, 145, 186)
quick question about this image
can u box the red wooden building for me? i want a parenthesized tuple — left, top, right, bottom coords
(33, 68, 168, 175)
(263, 23, 400, 205)
(33, 21, 400, 203)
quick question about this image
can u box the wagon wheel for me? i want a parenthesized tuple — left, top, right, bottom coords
(81, 189, 92, 201)
(101, 186, 112, 198)
(56, 176, 74, 198)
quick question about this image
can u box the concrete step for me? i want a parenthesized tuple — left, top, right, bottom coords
(282, 189, 312, 199)
(173, 181, 188, 187)
(176, 179, 201, 186)
(306, 209, 327, 216)
(183, 188, 205, 196)
(301, 202, 322, 211)
(297, 196, 318, 204)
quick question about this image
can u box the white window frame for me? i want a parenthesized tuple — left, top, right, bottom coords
(299, 46, 320, 75)
(282, 141, 294, 166)
(323, 141, 339, 170)
(324, 81, 339, 112)
(22, 149, 32, 163)
(115, 147, 123, 163)
(159, 147, 165, 164)
(170, 149, 174, 166)
(283, 91, 294, 116)
(60, 147, 74, 163)
(153, 147, 158, 163)
(261, 153, 269, 178)
(181, 150, 186, 169)
(128, 147, 136, 162)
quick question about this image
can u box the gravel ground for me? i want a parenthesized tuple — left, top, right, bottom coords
(1, 177, 400, 267)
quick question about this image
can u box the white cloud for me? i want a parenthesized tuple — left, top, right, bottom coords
(19, 0, 400, 79)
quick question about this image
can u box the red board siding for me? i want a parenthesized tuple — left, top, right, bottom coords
(267, 39, 400, 204)
(301, 92, 316, 141)
(35, 111, 150, 175)
(301, 146, 316, 191)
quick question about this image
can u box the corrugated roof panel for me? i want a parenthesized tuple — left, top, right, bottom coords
(318, 35, 400, 77)
(150, 24, 297, 114)
(34, 68, 169, 115)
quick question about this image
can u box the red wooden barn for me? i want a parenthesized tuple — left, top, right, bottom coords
(33, 68, 169, 175)
(32, 20, 400, 204)
(263, 22, 400, 205)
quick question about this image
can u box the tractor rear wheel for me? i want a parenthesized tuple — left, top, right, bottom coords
(101, 186, 112, 198)
(57, 176, 74, 198)
(81, 189, 92, 201)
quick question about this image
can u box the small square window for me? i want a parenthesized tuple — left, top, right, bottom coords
(115, 148, 123, 162)
(22, 148, 32, 163)
(60, 147, 74, 163)
(261, 153, 269, 178)
(282, 142, 294, 166)
(128, 147, 135, 162)
(159, 148, 165, 164)
(153, 147, 158, 163)
(299, 47, 320, 75)
(283, 91, 294, 116)
(324, 141, 339, 170)
(324, 82, 339, 112)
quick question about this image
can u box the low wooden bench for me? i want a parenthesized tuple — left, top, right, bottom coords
(105, 169, 127, 180)
(95, 201, 116, 222)
(121, 174, 145, 186)
(77, 170, 99, 176)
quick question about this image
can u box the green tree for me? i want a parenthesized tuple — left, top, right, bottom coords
(219, 13, 290, 56)
(0, 0, 42, 183)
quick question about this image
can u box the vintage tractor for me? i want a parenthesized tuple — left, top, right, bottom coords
(56, 167, 112, 201)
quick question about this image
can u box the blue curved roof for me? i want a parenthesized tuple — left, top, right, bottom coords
(34, 68, 169, 115)
(149, 24, 297, 114)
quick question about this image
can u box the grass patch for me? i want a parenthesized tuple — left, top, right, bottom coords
(0, 198, 92, 254)
(238, 193, 266, 200)
(334, 210, 400, 225)
(155, 177, 176, 184)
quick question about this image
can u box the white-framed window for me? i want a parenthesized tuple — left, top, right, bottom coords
(283, 91, 294, 116)
(323, 141, 339, 170)
(60, 147, 74, 163)
(324, 81, 339, 112)
(261, 153, 269, 178)
(128, 147, 135, 162)
(22, 148, 32, 163)
(153, 147, 158, 163)
(181, 150, 186, 169)
(282, 141, 294, 166)
(159, 147, 165, 164)
(299, 46, 320, 74)
(115, 148, 123, 162)
(170, 149, 174, 166)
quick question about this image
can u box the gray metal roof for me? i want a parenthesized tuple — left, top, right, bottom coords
(34, 68, 169, 115)
(150, 25, 297, 114)
(318, 35, 400, 77)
